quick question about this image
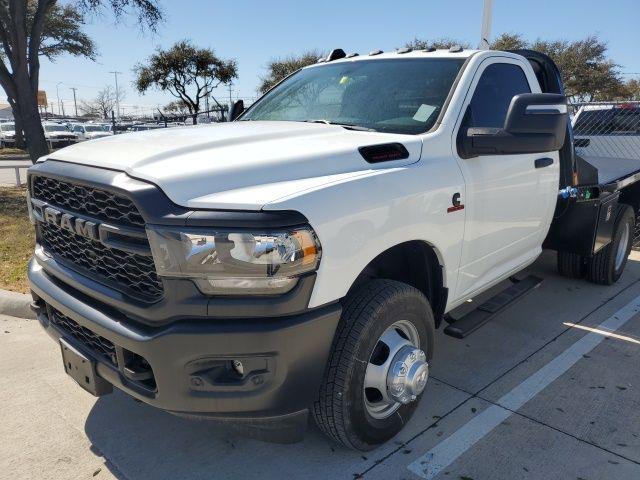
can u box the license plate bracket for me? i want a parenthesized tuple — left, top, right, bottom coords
(60, 338, 113, 396)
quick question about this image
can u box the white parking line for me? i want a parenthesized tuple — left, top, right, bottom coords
(408, 295, 640, 479)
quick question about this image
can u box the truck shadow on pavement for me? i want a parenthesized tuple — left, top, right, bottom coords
(84, 388, 368, 479)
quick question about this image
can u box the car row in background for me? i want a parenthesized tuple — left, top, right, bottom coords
(0, 118, 189, 149)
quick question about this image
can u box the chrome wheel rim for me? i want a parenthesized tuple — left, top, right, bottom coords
(363, 320, 425, 419)
(615, 222, 630, 271)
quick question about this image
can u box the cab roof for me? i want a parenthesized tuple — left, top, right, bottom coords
(313, 48, 479, 65)
(302, 48, 535, 71)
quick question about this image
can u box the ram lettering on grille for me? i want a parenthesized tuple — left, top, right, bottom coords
(31, 175, 163, 301)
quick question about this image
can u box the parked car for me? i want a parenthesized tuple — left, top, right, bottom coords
(26, 49, 640, 451)
(42, 122, 78, 147)
(71, 123, 113, 141)
(0, 121, 16, 147)
(127, 123, 165, 132)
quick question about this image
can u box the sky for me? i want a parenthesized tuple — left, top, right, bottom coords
(39, 0, 640, 116)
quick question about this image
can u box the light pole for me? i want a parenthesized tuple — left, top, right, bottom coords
(69, 87, 78, 117)
(479, 0, 493, 49)
(56, 81, 63, 116)
(109, 71, 122, 119)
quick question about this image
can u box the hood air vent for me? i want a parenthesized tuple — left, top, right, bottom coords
(358, 143, 410, 163)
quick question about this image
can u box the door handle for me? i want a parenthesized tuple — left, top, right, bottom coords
(535, 157, 554, 169)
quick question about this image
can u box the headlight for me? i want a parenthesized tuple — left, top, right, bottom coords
(146, 226, 321, 295)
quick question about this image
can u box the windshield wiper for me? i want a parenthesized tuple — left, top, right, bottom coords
(302, 119, 376, 132)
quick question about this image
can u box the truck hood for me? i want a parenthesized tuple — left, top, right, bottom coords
(44, 121, 422, 210)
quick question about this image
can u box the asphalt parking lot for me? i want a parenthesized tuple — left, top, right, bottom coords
(2, 250, 640, 480)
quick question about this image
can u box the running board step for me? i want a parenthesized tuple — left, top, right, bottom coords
(443, 275, 543, 339)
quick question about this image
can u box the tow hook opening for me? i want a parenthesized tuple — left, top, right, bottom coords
(122, 350, 157, 390)
(186, 356, 273, 393)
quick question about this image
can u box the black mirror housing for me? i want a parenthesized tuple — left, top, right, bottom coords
(458, 93, 568, 158)
(228, 100, 245, 122)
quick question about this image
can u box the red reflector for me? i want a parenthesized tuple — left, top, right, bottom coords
(447, 205, 465, 213)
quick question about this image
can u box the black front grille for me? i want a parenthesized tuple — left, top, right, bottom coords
(32, 175, 145, 228)
(40, 222, 164, 300)
(31, 174, 163, 301)
(49, 307, 117, 367)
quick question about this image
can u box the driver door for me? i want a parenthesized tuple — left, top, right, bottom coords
(452, 59, 559, 299)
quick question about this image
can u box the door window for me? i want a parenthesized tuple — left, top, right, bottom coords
(468, 63, 531, 128)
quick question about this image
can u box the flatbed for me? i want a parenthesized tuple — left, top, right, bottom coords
(582, 155, 640, 187)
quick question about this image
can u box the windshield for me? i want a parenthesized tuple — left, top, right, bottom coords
(242, 58, 465, 134)
(44, 124, 69, 132)
(0, 123, 14, 131)
(85, 125, 104, 132)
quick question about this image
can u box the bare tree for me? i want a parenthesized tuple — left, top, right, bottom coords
(79, 85, 124, 119)
(78, 99, 100, 117)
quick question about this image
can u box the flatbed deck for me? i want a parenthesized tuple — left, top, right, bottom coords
(582, 154, 640, 188)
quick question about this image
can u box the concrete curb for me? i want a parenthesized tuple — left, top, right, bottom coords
(0, 289, 35, 319)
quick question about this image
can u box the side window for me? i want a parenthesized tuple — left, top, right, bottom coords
(468, 63, 531, 128)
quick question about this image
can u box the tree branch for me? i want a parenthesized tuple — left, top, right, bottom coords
(28, 0, 56, 91)
(0, 58, 17, 100)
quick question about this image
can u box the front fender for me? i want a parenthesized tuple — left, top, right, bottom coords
(263, 160, 466, 309)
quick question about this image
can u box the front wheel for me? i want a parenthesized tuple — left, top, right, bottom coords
(313, 279, 435, 451)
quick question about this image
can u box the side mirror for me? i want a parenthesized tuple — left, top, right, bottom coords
(458, 93, 568, 158)
(228, 100, 244, 122)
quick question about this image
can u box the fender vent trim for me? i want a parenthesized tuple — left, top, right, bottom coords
(358, 143, 410, 163)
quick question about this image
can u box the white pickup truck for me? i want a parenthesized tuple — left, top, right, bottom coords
(27, 48, 640, 451)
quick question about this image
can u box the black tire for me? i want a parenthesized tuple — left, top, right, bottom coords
(312, 279, 435, 451)
(587, 204, 635, 285)
(557, 251, 586, 279)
